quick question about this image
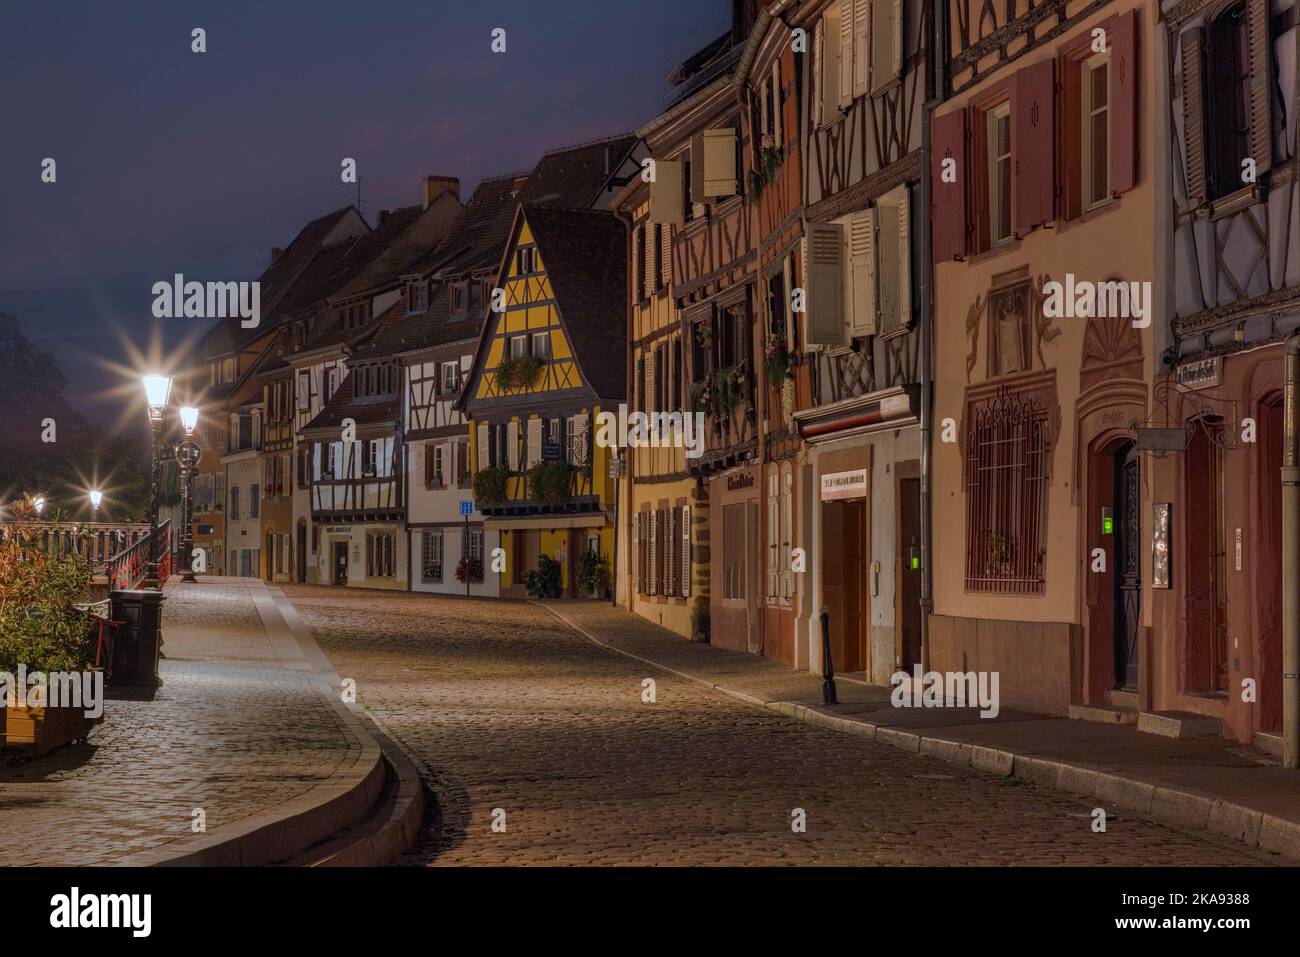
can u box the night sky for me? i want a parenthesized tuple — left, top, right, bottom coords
(0, 0, 729, 429)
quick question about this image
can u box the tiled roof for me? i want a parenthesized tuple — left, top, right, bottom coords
(515, 134, 636, 209)
(521, 205, 627, 400)
(402, 174, 524, 280)
(299, 371, 400, 434)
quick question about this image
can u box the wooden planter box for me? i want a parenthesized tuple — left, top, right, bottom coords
(2, 702, 100, 756)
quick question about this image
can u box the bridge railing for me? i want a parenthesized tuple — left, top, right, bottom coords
(105, 520, 172, 590)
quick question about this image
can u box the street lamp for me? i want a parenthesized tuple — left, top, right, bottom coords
(141, 374, 174, 588)
(34, 496, 45, 516)
(88, 489, 103, 568)
(89, 489, 103, 511)
(176, 407, 201, 583)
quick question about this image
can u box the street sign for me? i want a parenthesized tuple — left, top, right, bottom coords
(460, 499, 474, 516)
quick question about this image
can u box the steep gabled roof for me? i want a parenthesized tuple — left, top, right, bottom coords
(402, 173, 525, 280)
(299, 371, 400, 436)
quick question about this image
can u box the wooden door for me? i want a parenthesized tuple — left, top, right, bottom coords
(296, 522, 307, 582)
(333, 542, 349, 585)
(897, 478, 922, 670)
(1259, 397, 1284, 731)
(1114, 444, 1141, 690)
(822, 499, 867, 674)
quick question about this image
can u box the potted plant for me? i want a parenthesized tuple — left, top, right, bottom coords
(0, 496, 102, 755)
(714, 367, 743, 415)
(525, 554, 564, 599)
(527, 460, 575, 504)
(765, 339, 794, 386)
(454, 556, 484, 584)
(576, 549, 610, 599)
(472, 465, 509, 507)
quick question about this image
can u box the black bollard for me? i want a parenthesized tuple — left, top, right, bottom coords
(819, 606, 837, 705)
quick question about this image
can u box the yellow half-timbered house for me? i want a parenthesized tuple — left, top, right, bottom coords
(459, 204, 627, 598)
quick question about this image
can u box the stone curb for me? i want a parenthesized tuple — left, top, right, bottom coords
(537, 603, 1300, 863)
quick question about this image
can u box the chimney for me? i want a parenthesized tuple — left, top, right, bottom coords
(423, 175, 460, 210)
(271, 246, 284, 263)
(379, 209, 390, 223)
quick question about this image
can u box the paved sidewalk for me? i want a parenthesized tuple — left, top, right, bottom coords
(542, 600, 1300, 862)
(0, 577, 369, 867)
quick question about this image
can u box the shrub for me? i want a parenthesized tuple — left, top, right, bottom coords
(0, 496, 95, 673)
(527, 460, 574, 504)
(472, 466, 508, 507)
(576, 549, 610, 597)
(525, 554, 563, 599)
(454, 557, 483, 584)
(497, 354, 544, 392)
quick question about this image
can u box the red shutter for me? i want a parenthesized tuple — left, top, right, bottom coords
(931, 109, 968, 262)
(1060, 55, 1084, 220)
(1012, 58, 1056, 235)
(1111, 10, 1138, 195)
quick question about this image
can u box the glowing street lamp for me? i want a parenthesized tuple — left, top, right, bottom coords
(89, 489, 103, 511)
(142, 374, 173, 422)
(140, 374, 174, 586)
(34, 496, 45, 515)
(175, 407, 202, 583)
(179, 406, 199, 436)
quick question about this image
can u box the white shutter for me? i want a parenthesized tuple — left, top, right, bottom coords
(527, 417, 542, 468)
(892, 0, 903, 75)
(507, 421, 519, 471)
(660, 221, 672, 288)
(806, 222, 846, 346)
(643, 223, 655, 299)
(680, 505, 690, 598)
(664, 507, 675, 597)
(852, 0, 870, 99)
(894, 184, 911, 333)
(702, 129, 737, 198)
(649, 159, 684, 225)
(767, 471, 779, 599)
(571, 413, 589, 465)
(814, 16, 825, 127)
(848, 208, 877, 336)
(313, 443, 321, 480)
(838, 0, 853, 110)
(633, 512, 640, 594)
(632, 227, 643, 299)
(477, 421, 489, 470)
(782, 470, 794, 601)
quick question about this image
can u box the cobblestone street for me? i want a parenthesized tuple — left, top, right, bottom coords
(281, 585, 1280, 866)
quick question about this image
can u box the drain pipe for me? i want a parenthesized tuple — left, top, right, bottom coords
(1283, 334, 1300, 768)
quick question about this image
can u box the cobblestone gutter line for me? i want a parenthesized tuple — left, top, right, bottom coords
(536, 602, 1300, 863)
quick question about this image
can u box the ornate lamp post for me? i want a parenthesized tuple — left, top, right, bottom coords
(177, 406, 201, 583)
(141, 374, 173, 588)
(88, 489, 103, 568)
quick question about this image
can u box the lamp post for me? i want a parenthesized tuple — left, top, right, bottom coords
(142, 374, 173, 589)
(89, 489, 103, 569)
(177, 406, 200, 583)
(34, 496, 45, 516)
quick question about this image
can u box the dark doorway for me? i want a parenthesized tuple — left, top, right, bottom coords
(1113, 443, 1141, 689)
(898, 476, 922, 671)
(296, 522, 307, 582)
(822, 498, 867, 674)
(333, 541, 349, 586)
(1259, 396, 1284, 731)
(1185, 418, 1228, 693)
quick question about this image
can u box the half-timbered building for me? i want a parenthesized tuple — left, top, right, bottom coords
(460, 204, 628, 598)
(1150, 0, 1298, 746)
(929, 0, 1158, 719)
(788, 0, 930, 682)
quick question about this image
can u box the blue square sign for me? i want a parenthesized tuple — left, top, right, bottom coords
(460, 500, 474, 516)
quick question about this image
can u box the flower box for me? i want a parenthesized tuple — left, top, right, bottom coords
(2, 699, 101, 756)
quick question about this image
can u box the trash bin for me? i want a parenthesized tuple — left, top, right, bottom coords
(108, 589, 165, 687)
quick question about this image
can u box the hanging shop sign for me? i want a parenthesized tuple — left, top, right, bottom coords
(820, 469, 867, 501)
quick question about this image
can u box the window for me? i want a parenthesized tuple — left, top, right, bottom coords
(451, 281, 468, 316)
(1207, 2, 1252, 200)
(722, 503, 747, 600)
(230, 486, 240, 520)
(440, 361, 460, 394)
(987, 103, 1012, 246)
(875, 184, 912, 335)
(510, 336, 527, 358)
(422, 530, 444, 583)
(517, 246, 537, 274)
(964, 386, 1050, 594)
(465, 529, 484, 581)
(250, 484, 259, 518)
(652, 224, 664, 291)
(407, 281, 428, 314)
(366, 533, 395, 578)
(634, 223, 647, 299)
(425, 442, 444, 487)
(530, 332, 550, 358)
(1082, 52, 1110, 209)
(818, 4, 842, 122)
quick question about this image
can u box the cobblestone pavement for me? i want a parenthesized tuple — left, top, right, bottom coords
(0, 579, 358, 866)
(279, 585, 1279, 866)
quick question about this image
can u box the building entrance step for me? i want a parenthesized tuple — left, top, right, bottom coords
(1068, 702, 1138, 725)
(1136, 710, 1224, 740)
(1104, 688, 1138, 710)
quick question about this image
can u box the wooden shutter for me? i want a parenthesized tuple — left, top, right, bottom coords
(649, 159, 684, 225)
(457, 441, 469, 486)
(476, 421, 489, 471)
(871, 0, 898, 92)
(895, 185, 912, 331)
(527, 417, 542, 468)
(660, 222, 672, 288)
(814, 14, 826, 126)
(1012, 58, 1055, 234)
(671, 338, 682, 413)
(1061, 55, 1084, 220)
(806, 222, 846, 346)
(838, 0, 854, 110)
(636, 355, 645, 413)
(665, 507, 676, 597)
(643, 222, 656, 299)
(771, 60, 783, 147)
(648, 509, 658, 595)
(851, 0, 869, 98)
(1111, 9, 1139, 195)
(689, 137, 706, 205)
(1180, 27, 1206, 205)
(931, 109, 968, 261)
(632, 226, 644, 300)
(767, 470, 780, 598)
(633, 512, 642, 594)
(572, 414, 588, 464)
(848, 209, 876, 336)
(702, 129, 737, 197)
(1246, 0, 1272, 177)
(680, 505, 690, 597)
(644, 350, 655, 416)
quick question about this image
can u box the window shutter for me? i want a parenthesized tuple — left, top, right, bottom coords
(702, 129, 737, 197)
(767, 471, 779, 599)
(782, 470, 794, 600)
(477, 421, 489, 471)
(632, 226, 644, 299)
(1246, 0, 1272, 177)
(645, 349, 656, 417)
(852, 0, 870, 99)
(424, 443, 435, 484)
(665, 507, 676, 597)
(643, 222, 656, 299)
(814, 15, 826, 126)
(649, 159, 684, 225)
(680, 505, 690, 597)
(1179, 27, 1207, 205)
(527, 417, 542, 468)
(871, 0, 898, 92)
(1012, 58, 1056, 234)
(931, 109, 968, 261)
(636, 355, 646, 413)
(660, 222, 672, 288)
(895, 185, 912, 331)
(806, 222, 846, 346)
(572, 414, 588, 465)
(457, 441, 469, 485)
(771, 60, 783, 147)
(633, 512, 641, 594)
(507, 421, 519, 471)
(648, 509, 658, 596)
(848, 209, 877, 336)
(838, 0, 854, 110)
(1061, 56, 1084, 220)
(689, 137, 707, 206)
(1111, 9, 1139, 195)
